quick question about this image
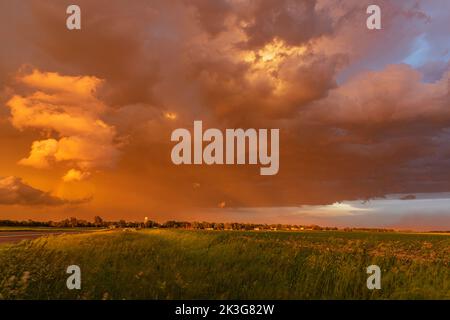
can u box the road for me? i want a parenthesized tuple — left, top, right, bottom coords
(0, 231, 84, 244)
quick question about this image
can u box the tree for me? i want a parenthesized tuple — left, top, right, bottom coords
(94, 216, 104, 227)
(118, 220, 127, 228)
(69, 217, 78, 228)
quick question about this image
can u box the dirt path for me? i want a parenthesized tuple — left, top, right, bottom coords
(0, 231, 85, 244)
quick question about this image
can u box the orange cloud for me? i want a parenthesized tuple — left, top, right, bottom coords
(18, 139, 58, 169)
(6, 70, 120, 180)
(308, 64, 450, 124)
(62, 169, 91, 182)
(21, 69, 103, 99)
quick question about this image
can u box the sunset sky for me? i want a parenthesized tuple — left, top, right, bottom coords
(0, 0, 449, 230)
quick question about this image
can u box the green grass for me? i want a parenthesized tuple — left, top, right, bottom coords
(0, 229, 448, 300)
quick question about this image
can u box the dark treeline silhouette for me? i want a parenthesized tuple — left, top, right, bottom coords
(0, 217, 405, 232)
(0, 216, 144, 229)
(163, 221, 340, 231)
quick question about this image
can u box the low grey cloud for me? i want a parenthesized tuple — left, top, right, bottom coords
(0, 176, 90, 206)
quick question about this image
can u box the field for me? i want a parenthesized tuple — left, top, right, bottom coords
(0, 229, 449, 300)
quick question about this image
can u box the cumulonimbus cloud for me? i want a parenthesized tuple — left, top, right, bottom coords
(0, 0, 449, 222)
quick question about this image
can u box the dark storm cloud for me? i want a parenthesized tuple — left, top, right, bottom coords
(0, 176, 90, 206)
(0, 0, 449, 216)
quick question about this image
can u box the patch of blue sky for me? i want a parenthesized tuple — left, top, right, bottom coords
(402, 34, 431, 67)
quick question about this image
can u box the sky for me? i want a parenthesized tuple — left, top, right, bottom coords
(0, 0, 449, 230)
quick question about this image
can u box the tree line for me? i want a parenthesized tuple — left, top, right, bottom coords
(0, 217, 404, 232)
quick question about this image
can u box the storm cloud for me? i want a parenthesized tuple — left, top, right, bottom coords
(0, 0, 449, 228)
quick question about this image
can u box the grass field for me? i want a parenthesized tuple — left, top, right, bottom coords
(0, 229, 448, 300)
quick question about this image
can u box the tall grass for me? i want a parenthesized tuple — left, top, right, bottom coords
(0, 230, 448, 299)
